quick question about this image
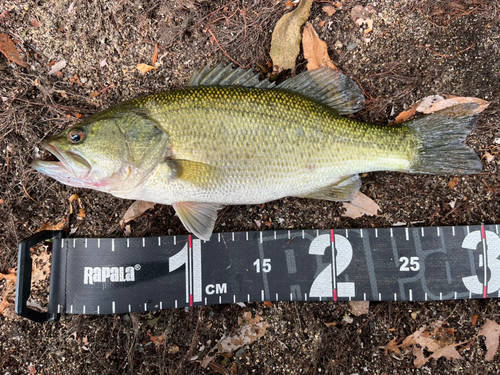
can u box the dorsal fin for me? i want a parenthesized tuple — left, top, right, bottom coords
(188, 63, 276, 89)
(277, 68, 365, 115)
(187, 64, 364, 115)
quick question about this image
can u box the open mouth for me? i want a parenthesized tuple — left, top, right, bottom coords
(32, 141, 91, 178)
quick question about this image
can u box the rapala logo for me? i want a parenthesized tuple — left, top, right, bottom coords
(84, 264, 140, 284)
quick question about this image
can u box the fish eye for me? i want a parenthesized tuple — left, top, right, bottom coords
(68, 130, 84, 143)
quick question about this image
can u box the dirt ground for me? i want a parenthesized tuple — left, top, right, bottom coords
(1, 0, 500, 374)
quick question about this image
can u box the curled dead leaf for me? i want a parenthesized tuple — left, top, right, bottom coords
(341, 192, 380, 219)
(302, 22, 337, 71)
(351, 5, 375, 34)
(0, 33, 28, 68)
(270, 0, 313, 71)
(348, 301, 369, 317)
(322, 5, 336, 17)
(479, 319, 500, 361)
(48, 60, 67, 75)
(120, 200, 156, 227)
(137, 63, 157, 74)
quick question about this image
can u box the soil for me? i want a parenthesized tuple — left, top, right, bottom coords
(1, 0, 500, 374)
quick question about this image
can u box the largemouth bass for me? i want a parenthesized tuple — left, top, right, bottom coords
(33, 64, 482, 240)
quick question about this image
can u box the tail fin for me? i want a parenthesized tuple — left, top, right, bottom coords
(406, 103, 482, 175)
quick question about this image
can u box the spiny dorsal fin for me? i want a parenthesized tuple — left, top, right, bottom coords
(188, 64, 364, 115)
(188, 63, 276, 89)
(277, 68, 365, 115)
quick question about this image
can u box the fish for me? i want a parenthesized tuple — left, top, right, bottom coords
(33, 64, 483, 240)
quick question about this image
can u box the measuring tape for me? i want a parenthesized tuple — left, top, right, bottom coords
(15, 224, 500, 322)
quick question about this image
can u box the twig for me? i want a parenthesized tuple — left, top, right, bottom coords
(6, 96, 92, 113)
(413, 42, 476, 58)
(196, 0, 240, 26)
(379, 13, 410, 38)
(207, 28, 244, 68)
(173, 309, 202, 375)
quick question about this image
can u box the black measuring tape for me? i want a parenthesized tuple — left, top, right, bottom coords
(15, 224, 500, 322)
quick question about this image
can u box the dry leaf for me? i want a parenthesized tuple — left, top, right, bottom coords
(0, 269, 17, 319)
(479, 319, 500, 361)
(38, 219, 68, 231)
(152, 44, 158, 66)
(121, 200, 156, 226)
(385, 321, 465, 368)
(472, 314, 479, 326)
(448, 176, 460, 190)
(147, 332, 166, 348)
(324, 322, 339, 327)
(341, 192, 380, 219)
(90, 91, 100, 98)
(263, 301, 273, 308)
(394, 106, 417, 124)
(351, 5, 375, 34)
(302, 22, 337, 71)
(168, 344, 180, 354)
(348, 301, 369, 317)
(32, 251, 51, 284)
(322, 5, 336, 17)
(137, 63, 157, 74)
(416, 95, 489, 114)
(202, 311, 269, 366)
(48, 60, 67, 75)
(69, 194, 86, 218)
(384, 338, 401, 355)
(0, 33, 28, 68)
(208, 362, 230, 375)
(270, 0, 313, 71)
(483, 152, 494, 163)
(31, 18, 41, 27)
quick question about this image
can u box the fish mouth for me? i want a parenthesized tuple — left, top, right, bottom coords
(32, 141, 91, 181)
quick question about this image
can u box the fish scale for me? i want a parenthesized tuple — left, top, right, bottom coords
(32, 65, 483, 240)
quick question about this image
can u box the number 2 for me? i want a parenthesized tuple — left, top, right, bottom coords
(399, 256, 420, 271)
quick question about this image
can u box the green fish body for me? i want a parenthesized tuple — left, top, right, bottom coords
(33, 65, 482, 240)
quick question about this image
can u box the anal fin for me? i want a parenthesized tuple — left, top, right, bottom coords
(295, 174, 361, 202)
(173, 201, 223, 241)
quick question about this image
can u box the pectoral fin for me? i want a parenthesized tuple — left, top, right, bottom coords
(295, 174, 362, 201)
(173, 201, 223, 241)
(166, 159, 217, 186)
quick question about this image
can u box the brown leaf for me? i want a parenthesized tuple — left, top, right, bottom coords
(121, 200, 156, 225)
(32, 250, 51, 284)
(472, 314, 479, 326)
(270, 0, 313, 71)
(152, 44, 158, 66)
(214, 312, 270, 355)
(324, 322, 338, 327)
(137, 63, 157, 74)
(341, 192, 380, 219)
(147, 331, 166, 348)
(69, 194, 86, 218)
(448, 176, 460, 190)
(348, 301, 369, 317)
(48, 60, 67, 75)
(479, 319, 500, 361)
(351, 5, 374, 34)
(0, 33, 28, 67)
(38, 219, 68, 231)
(483, 152, 494, 163)
(302, 22, 337, 71)
(263, 301, 273, 308)
(416, 95, 490, 114)
(394, 106, 417, 124)
(322, 5, 336, 17)
(0, 269, 17, 319)
(90, 91, 100, 98)
(384, 338, 401, 355)
(208, 361, 230, 375)
(30, 18, 41, 27)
